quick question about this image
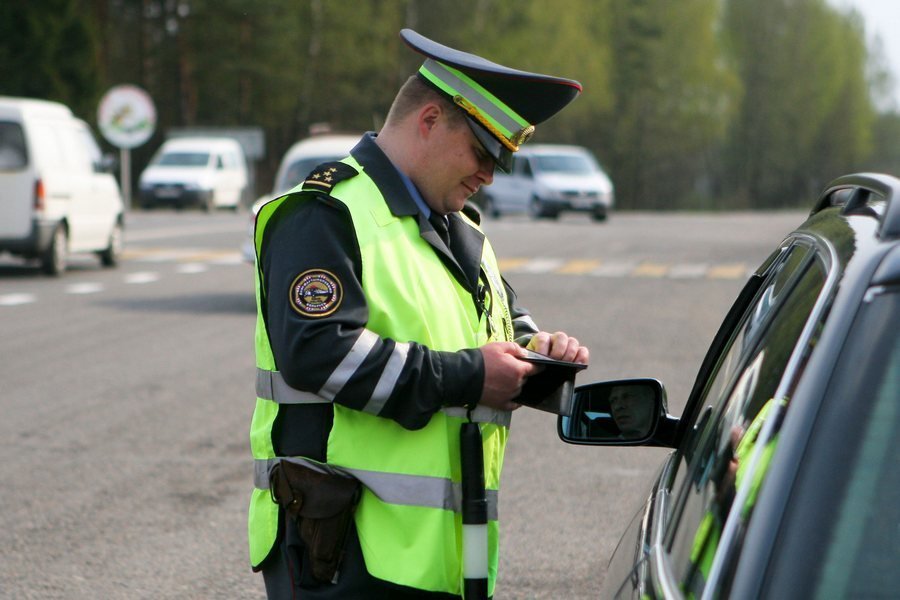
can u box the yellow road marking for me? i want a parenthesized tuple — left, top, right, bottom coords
(179, 251, 237, 262)
(559, 259, 602, 274)
(633, 262, 669, 277)
(497, 258, 529, 271)
(708, 264, 747, 279)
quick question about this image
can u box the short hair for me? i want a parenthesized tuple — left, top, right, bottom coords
(384, 75, 466, 128)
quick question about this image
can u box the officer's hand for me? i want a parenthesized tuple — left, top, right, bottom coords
(478, 341, 537, 410)
(527, 331, 590, 365)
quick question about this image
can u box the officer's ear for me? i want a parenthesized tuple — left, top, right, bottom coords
(417, 103, 442, 137)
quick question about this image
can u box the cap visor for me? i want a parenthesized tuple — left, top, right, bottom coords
(465, 117, 513, 173)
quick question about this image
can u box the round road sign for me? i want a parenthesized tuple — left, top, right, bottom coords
(97, 85, 157, 149)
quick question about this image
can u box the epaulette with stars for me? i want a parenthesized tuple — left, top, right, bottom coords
(301, 161, 359, 193)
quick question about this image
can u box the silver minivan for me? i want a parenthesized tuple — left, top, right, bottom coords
(0, 96, 124, 275)
(478, 144, 615, 221)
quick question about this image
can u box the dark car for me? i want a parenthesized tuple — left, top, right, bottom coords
(559, 173, 900, 599)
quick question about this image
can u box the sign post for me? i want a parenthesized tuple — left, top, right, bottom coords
(97, 85, 156, 210)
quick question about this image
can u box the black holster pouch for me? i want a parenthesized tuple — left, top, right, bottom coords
(269, 461, 362, 583)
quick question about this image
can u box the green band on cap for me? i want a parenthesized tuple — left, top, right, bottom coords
(419, 59, 531, 145)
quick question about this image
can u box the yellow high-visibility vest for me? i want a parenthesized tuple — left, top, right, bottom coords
(248, 156, 513, 596)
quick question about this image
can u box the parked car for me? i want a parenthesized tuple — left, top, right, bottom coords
(477, 144, 614, 221)
(138, 136, 248, 211)
(558, 173, 900, 598)
(241, 134, 360, 263)
(0, 96, 124, 275)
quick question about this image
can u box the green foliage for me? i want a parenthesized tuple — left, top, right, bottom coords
(864, 112, 900, 175)
(720, 0, 876, 207)
(0, 0, 101, 119)
(1, 0, 892, 209)
(607, 0, 737, 209)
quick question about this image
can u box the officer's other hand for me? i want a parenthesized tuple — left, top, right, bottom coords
(527, 331, 590, 365)
(478, 342, 536, 410)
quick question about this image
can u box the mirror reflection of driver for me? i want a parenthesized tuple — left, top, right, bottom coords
(608, 386, 654, 437)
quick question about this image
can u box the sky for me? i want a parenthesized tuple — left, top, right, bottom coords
(831, 0, 900, 109)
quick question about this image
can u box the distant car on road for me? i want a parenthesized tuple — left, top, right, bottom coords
(241, 134, 360, 264)
(0, 96, 124, 275)
(477, 144, 614, 221)
(559, 173, 900, 598)
(138, 137, 248, 211)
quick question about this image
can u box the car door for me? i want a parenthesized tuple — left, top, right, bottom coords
(645, 238, 834, 598)
(74, 121, 120, 249)
(219, 149, 246, 207)
(509, 156, 535, 212)
(492, 156, 533, 213)
(604, 246, 786, 599)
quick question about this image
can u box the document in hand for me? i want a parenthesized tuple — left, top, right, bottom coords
(515, 350, 588, 416)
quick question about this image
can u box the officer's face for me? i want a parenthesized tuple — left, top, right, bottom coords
(417, 112, 495, 215)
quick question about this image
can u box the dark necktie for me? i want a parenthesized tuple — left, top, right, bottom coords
(429, 213, 451, 248)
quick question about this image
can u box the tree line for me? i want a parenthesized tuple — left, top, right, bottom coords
(3, 0, 899, 210)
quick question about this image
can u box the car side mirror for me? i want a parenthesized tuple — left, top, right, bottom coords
(558, 379, 673, 446)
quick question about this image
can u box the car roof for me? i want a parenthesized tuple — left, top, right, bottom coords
(160, 137, 243, 152)
(282, 134, 360, 162)
(518, 144, 594, 156)
(800, 173, 900, 280)
(0, 96, 73, 120)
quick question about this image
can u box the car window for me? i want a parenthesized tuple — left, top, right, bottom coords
(58, 124, 93, 172)
(533, 153, 595, 174)
(155, 151, 210, 167)
(814, 320, 899, 597)
(663, 242, 828, 597)
(74, 124, 103, 169)
(31, 122, 65, 169)
(0, 121, 28, 170)
(675, 245, 812, 469)
(801, 288, 899, 599)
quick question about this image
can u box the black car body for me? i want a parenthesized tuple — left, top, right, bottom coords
(559, 173, 900, 598)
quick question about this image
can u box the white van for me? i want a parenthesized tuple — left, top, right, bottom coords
(0, 96, 125, 275)
(138, 137, 248, 211)
(478, 144, 615, 221)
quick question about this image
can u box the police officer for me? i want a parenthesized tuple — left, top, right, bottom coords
(249, 29, 588, 599)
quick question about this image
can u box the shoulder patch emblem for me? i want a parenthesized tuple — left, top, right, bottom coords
(301, 161, 359, 193)
(289, 269, 343, 317)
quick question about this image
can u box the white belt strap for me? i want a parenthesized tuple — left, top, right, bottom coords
(443, 405, 512, 428)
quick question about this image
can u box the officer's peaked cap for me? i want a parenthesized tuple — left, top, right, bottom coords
(400, 29, 582, 172)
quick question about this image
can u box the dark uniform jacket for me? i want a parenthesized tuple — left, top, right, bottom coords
(259, 133, 537, 463)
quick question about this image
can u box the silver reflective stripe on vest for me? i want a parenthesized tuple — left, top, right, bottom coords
(319, 329, 379, 401)
(254, 457, 499, 521)
(443, 405, 512, 428)
(256, 369, 330, 404)
(363, 341, 410, 416)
